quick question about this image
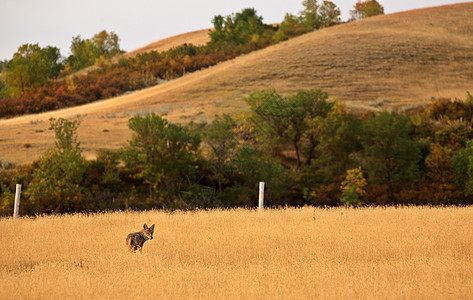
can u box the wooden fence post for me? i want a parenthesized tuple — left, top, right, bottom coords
(14, 184, 21, 219)
(258, 182, 264, 211)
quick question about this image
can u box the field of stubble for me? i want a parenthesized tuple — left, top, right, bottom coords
(1, 206, 472, 299)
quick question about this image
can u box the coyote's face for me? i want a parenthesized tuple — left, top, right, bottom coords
(142, 224, 155, 240)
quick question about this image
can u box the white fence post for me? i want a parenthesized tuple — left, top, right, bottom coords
(258, 182, 264, 210)
(14, 184, 21, 219)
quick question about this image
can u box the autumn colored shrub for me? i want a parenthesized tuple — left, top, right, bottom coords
(428, 97, 473, 122)
(340, 167, 367, 207)
(0, 45, 244, 118)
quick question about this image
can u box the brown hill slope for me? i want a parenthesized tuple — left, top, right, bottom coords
(1, 3, 472, 166)
(123, 29, 210, 57)
(69, 29, 210, 77)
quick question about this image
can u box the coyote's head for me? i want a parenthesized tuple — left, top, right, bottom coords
(142, 224, 155, 240)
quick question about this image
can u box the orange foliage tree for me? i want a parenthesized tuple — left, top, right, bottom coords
(350, 0, 384, 20)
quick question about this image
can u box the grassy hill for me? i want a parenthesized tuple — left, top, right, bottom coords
(1, 3, 472, 166)
(123, 29, 210, 57)
(66, 29, 210, 79)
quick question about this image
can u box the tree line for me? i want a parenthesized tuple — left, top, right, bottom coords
(1, 89, 472, 216)
(0, 1, 384, 118)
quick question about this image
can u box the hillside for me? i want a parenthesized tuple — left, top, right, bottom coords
(123, 29, 210, 57)
(67, 29, 211, 78)
(1, 3, 472, 166)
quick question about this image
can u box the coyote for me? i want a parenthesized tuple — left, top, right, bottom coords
(126, 224, 155, 253)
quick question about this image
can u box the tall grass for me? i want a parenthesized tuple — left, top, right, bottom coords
(1, 206, 472, 299)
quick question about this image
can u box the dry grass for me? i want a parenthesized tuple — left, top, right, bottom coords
(1, 206, 472, 299)
(123, 29, 210, 58)
(1, 3, 473, 166)
(66, 29, 210, 78)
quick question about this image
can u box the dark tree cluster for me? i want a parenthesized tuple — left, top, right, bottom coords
(1, 90, 473, 216)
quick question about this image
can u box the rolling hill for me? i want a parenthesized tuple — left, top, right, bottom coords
(1, 3, 472, 166)
(66, 29, 211, 78)
(123, 29, 210, 57)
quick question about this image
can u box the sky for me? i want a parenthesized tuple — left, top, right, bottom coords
(0, 0, 469, 61)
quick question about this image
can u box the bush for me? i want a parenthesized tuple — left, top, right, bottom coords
(229, 144, 292, 207)
(122, 114, 201, 207)
(340, 167, 367, 207)
(361, 112, 423, 186)
(25, 118, 88, 214)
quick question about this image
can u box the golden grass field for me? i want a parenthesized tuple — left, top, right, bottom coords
(0, 3, 472, 166)
(1, 206, 472, 299)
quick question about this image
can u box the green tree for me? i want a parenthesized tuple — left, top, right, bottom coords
(301, 0, 321, 29)
(92, 30, 122, 57)
(273, 13, 307, 42)
(0, 79, 7, 99)
(26, 118, 87, 213)
(301, 0, 341, 29)
(244, 89, 290, 159)
(0, 59, 8, 73)
(453, 140, 473, 196)
(287, 90, 335, 167)
(350, 0, 384, 20)
(67, 35, 101, 70)
(0, 59, 7, 98)
(42, 46, 64, 78)
(5, 44, 63, 96)
(319, 1, 341, 27)
(298, 101, 362, 206)
(66, 31, 121, 71)
(208, 8, 274, 49)
(311, 105, 362, 175)
(123, 114, 201, 206)
(275, 0, 340, 42)
(245, 89, 334, 168)
(202, 114, 237, 192)
(230, 144, 291, 206)
(361, 112, 423, 186)
(49, 117, 81, 153)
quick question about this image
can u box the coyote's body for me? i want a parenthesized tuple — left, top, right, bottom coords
(126, 224, 155, 253)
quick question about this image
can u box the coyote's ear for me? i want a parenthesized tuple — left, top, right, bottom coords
(150, 224, 155, 231)
(144, 224, 148, 230)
